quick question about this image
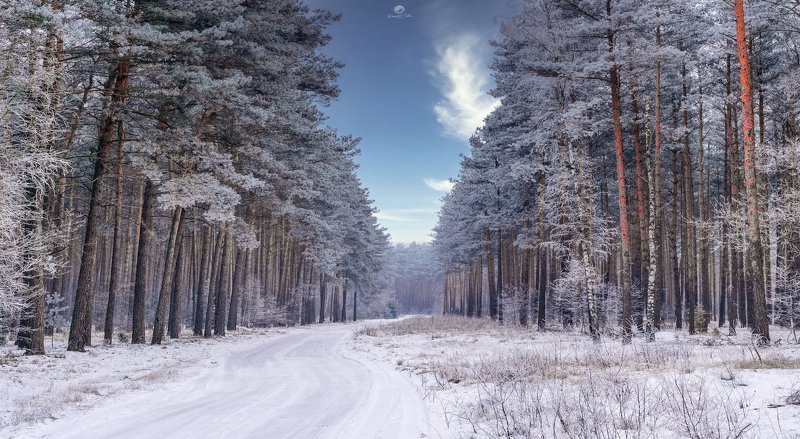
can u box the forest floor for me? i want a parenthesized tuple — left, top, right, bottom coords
(7, 318, 800, 439)
(1, 322, 448, 439)
(356, 316, 800, 439)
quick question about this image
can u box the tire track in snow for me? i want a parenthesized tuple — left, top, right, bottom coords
(13, 324, 450, 439)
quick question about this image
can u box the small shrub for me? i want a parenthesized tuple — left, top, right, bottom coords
(388, 302, 398, 319)
(695, 303, 711, 333)
(354, 325, 378, 337)
(0, 352, 18, 366)
(786, 387, 800, 405)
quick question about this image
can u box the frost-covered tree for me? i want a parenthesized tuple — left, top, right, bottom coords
(0, 0, 386, 353)
(432, 0, 800, 344)
(0, 0, 69, 354)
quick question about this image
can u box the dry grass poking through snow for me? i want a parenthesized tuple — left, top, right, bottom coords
(357, 315, 514, 338)
(356, 316, 800, 439)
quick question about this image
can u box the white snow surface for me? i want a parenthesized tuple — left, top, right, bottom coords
(9, 317, 800, 439)
(2, 322, 450, 439)
(357, 316, 800, 438)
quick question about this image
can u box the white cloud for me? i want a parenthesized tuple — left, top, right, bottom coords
(373, 203, 442, 243)
(424, 177, 454, 192)
(394, 207, 439, 214)
(432, 33, 500, 140)
(373, 211, 417, 222)
(373, 206, 442, 222)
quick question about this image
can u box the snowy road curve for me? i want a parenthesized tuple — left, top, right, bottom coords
(17, 324, 448, 439)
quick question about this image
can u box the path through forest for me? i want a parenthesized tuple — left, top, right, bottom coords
(16, 324, 448, 439)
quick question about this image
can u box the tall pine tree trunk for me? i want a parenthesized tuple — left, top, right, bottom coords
(537, 173, 547, 331)
(193, 227, 213, 336)
(485, 229, 497, 320)
(466, 262, 475, 318)
(520, 220, 531, 327)
(476, 254, 483, 318)
(670, 151, 682, 329)
(205, 227, 224, 337)
(340, 274, 348, 323)
(168, 228, 186, 339)
(332, 280, 341, 323)
(68, 59, 130, 352)
(607, 12, 633, 342)
(721, 106, 731, 330)
(319, 273, 327, 323)
(16, 28, 59, 356)
(131, 179, 155, 344)
(16, 185, 46, 354)
(681, 62, 698, 335)
(726, 53, 741, 335)
(103, 120, 126, 345)
(497, 227, 504, 323)
(698, 90, 711, 330)
(734, 0, 769, 343)
(214, 227, 231, 336)
(227, 248, 246, 331)
(152, 206, 184, 344)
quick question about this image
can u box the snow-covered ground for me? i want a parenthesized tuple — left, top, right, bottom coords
(1, 323, 449, 439)
(356, 316, 800, 438)
(7, 317, 800, 439)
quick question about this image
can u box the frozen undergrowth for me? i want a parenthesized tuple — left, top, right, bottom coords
(0, 327, 282, 433)
(356, 316, 800, 439)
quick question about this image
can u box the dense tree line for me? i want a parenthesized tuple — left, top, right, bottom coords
(0, 0, 388, 355)
(387, 243, 438, 315)
(434, 0, 800, 344)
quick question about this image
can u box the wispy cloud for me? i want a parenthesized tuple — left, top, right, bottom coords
(432, 33, 500, 140)
(394, 207, 439, 214)
(373, 203, 443, 243)
(424, 177, 454, 192)
(373, 205, 442, 222)
(373, 211, 418, 222)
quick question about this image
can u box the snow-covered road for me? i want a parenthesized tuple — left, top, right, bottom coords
(16, 324, 449, 439)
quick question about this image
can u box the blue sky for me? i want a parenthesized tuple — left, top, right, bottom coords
(304, 0, 515, 243)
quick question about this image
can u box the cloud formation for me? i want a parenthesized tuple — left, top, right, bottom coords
(432, 33, 500, 140)
(424, 177, 454, 192)
(373, 207, 441, 223)
(373, 211, 417, 222)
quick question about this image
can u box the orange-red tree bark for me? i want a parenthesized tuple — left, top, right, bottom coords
(734, 0, 769, 343)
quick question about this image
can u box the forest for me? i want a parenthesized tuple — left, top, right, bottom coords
(433, 0, 800, 345)
(5, 0, 800, 437)
(0, 0, 389, 356)
(3, 0, 800, 356)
